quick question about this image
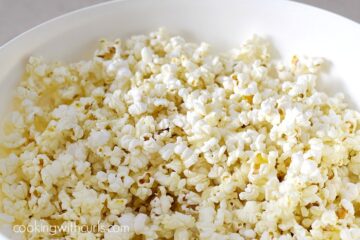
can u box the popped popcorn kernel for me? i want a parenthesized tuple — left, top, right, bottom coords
(0, 29, 359, 240)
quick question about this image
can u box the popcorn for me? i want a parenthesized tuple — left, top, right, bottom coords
(174, 228, 190, 240)
(87, 129, 111, 149)
(235, 201, 260, 224)
(162, 212, 195, 230)
(0, 29, 359, 239)
(159, 143, 176, 161)
(341, 228, 360, 240)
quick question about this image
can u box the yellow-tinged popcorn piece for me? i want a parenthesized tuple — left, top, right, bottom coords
(0, 28, 359, 239)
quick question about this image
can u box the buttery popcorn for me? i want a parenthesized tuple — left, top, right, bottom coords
(0, 29, 359, 240)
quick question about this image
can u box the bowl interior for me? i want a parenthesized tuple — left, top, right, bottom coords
(0, 0, 359, 238)
(0, 0, 359, 114)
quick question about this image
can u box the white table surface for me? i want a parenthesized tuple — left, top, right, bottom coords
(0, 0, 359, 46)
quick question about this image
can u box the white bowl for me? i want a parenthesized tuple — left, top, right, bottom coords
(0, 0, 359, 238)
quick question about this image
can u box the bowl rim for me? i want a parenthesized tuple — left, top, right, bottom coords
(0, 0, 359, 52)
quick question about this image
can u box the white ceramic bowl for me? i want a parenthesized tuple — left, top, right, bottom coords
(0, 0, 359, 238)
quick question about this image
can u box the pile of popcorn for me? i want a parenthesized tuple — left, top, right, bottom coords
(0, 29, 359, 239)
